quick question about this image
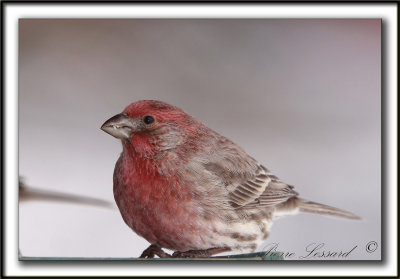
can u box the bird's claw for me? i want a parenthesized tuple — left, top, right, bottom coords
(139, 244, 172, 258)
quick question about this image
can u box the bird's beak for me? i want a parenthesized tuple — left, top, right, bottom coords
(101, 113, 134, 139)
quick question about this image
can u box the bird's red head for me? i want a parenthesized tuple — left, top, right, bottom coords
(101, 100, 200, 156)
(123, 100, 189, 125)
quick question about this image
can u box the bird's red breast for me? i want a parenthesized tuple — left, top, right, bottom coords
(113, 141, 211, 251)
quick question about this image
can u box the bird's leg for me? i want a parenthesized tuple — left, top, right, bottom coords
(172, 247, 231, 258)
(139, 244, 172, 258)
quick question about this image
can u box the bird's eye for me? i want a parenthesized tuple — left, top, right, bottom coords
(143, 115, 155, 125)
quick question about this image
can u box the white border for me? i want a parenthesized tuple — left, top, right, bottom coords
(4, 3, 398, 277)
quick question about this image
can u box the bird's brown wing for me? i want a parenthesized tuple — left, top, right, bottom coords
(226, 164, 271, 208)
(202, 137, 298, 210)
(228, 164, 298, 209)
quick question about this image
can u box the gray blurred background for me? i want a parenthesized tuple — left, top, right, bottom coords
(19, 19, 380, 260)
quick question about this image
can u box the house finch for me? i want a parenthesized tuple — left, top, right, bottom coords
(101, 100, 360, 258)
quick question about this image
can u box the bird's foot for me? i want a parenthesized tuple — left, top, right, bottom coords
(139, 244, 172, 258)
(172, 247, 231, 258)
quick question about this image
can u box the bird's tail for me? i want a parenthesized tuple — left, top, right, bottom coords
(296, 198, 361, 220)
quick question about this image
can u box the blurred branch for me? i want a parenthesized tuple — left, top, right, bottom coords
(19, 178, 114, 209)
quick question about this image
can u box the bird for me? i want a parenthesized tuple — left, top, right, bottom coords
(101, 100, 360, 258)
